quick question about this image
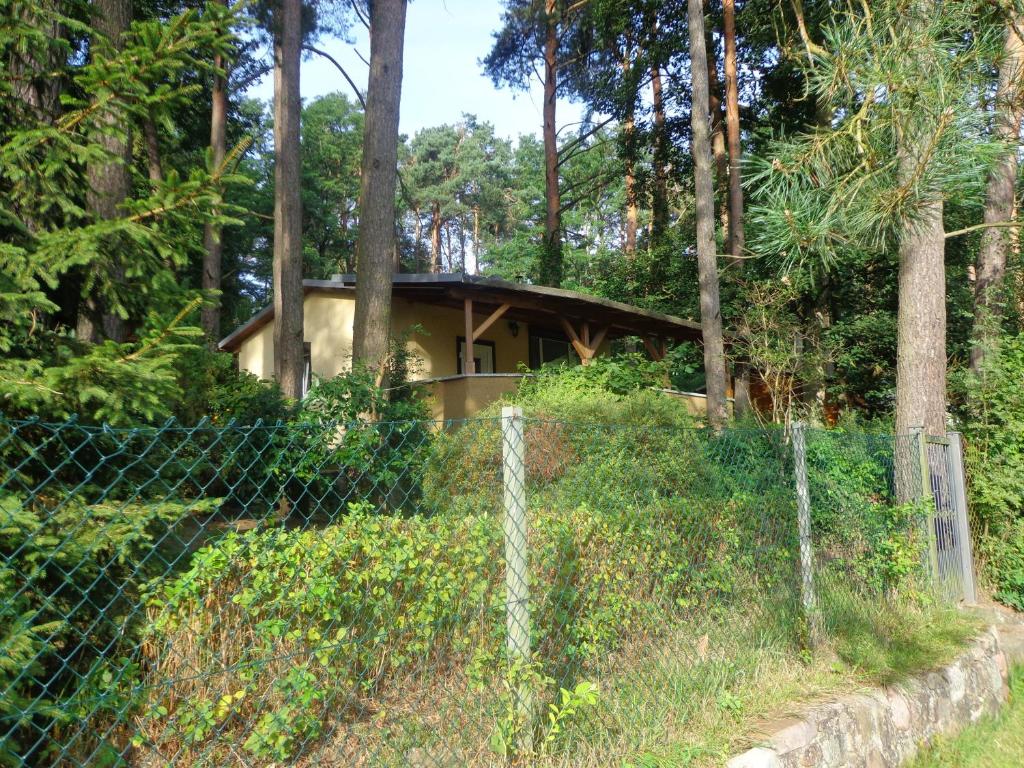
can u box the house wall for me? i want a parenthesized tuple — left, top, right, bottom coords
(235, 292, 532, 383)
(237, 321, 275, 381)
(391, 297, 530, 378)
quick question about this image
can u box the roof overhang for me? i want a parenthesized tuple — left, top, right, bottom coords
(219, 274, 702, 352)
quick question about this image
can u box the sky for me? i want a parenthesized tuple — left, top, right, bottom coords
(246, 0, 586, 142)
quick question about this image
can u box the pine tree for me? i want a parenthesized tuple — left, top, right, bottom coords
(749, 0, 1001, 437)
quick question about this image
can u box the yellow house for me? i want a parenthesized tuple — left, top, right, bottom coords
(219, 273, 706, 420)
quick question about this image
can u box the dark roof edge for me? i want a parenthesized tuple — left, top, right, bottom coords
(313, 273, 701, 331)
(218, 303, 274, 352)
(219, 273, 701, 351)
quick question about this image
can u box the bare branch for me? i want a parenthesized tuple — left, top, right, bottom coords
(303, 45, 366, 110)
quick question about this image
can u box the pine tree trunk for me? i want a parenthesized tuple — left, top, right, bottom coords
(624, 111, 639, 256)
(723, 0, 745, 262)
(352, 0, 407, 374)
(79, 0, 132, 344)
(622, 46, 638, 257)
(706, 22, 729, 250)
(413, 205, 422, 271)
(541, 0, 562, 286)
(894, 191, 947, 437)
(272, 0, 304, 399)
(202, 19, 228, 344)
(650, 57, 669, 244)
(687, 0, 729, 428)
(430, 201, 441, 272)
(893, 0, 949, 441)
(970, 14, 1024, 373)
(473, 204, 481, 273)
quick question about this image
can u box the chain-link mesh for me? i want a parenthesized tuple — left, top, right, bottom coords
(0, 415, 958, 767)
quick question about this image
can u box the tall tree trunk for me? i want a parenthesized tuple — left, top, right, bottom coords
(624, 111, 639, 256)
(79, 0, 132, 344)
(650, 57, 669, 244)
(706, 21, 729, 249)
(9, 2, 63, 123)
(202, 20, 228, 344)
(970, 13, 1024, 373)
(473, 204, 481, 273)
(413, 205, 422, 271)
(894, 0, 949, 442)
(622, 44, 638, 257)
(687, 0, 729, 428)
(541, 0, 562, 286)
(353, 0, 407, 374)
(272, 0, 304, 399)
(430, 201, 441, 272)
(894, 187, 947, 437)
(723, 0, 745, 263)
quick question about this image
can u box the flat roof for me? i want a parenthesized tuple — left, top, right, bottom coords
(219, 273, 702, 352)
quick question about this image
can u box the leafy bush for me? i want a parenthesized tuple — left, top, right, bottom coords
(956, 332, 1024, 608)
(979, 520, 1024, 611)
(174, 347, 290, 426)
(135, 482, 797, 764)
(137, 504, 501, 762)
(0, 492, 217, 766)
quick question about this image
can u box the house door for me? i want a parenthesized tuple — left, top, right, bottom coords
(457, 338, 495, 374)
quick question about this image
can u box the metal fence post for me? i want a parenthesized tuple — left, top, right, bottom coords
(501, 405, 533, 753)
(910, 426, 941, 586)
(946, 432, 978, 605)
(791, 421, 821, 647)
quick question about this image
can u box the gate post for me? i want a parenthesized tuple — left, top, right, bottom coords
(910, 426, 941, 586)
(946, 432, 978, 605)
(791, 421, 821, 647)
(501, 405, 533, 752)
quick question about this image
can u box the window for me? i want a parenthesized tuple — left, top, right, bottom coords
(456, 337, 496, 374)
(528, 332, 576, 369)
(301, 342, 313, 397)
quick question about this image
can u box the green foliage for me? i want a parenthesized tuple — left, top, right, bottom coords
(805, 427, 929, 595)
(300, 92, 364, 277)
(981, 520, 1024, 611)
(0, 491, 217, 765)
(748, 0, 1000, 270)
(956, 332, 1024, 608)
(523, 352, 670, 397)
(139, 504, 502, 762)
(0, 2, 247, 425)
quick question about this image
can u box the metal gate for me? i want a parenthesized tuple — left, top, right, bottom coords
(920, 432, 977, 604)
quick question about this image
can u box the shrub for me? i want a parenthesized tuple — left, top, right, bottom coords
(979, 520, 1024, 611)
(0, 492, 217, 766)
(136, 504, 501, 763)
(955, 332, 1024, 607)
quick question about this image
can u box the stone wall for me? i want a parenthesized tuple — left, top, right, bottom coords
(728, 624, 1019, 768)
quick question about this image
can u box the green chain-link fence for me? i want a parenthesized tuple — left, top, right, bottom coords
(0, 414, 970, 767)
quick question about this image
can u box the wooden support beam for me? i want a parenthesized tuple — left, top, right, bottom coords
(643, 336, 665, 361)
(472, 302, 511, 341)
(589, 325, 609, 355)
(559, 317, 591, 362)
(463, 297, 476, 374)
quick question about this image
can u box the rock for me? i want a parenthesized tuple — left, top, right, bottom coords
(725, 625, 1016, 768)
(726, 747, 782, 768)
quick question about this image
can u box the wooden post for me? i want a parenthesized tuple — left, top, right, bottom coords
(947, 432, 978, 604)
(463, 297, 476, 374)
(910, 426, 941, 587)
(792, 421, 821, 647)
(501, 405, 533, 752)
